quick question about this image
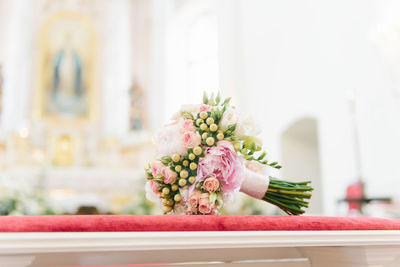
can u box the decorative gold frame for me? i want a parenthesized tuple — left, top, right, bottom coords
(36, 11, 97, 125)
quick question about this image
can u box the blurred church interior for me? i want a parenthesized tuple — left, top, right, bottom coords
(0, 0, 399, 217)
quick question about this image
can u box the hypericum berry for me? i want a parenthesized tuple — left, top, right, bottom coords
(188, 153, 196, 160)
(202, 132, 208, 139)
(217, 132, 224, 140)
(174, 194, 182, 202)
(206, 117, 214, 125)
(193, 146, 202, 155)
(210, 124, 218, 132)
(196, 119, 204, 126)
(180, 170, 189, 179)
(172, 154, 180, 162)
(162, 187, 170, 195)
(171, 184, 179, 191)
(188, 176, 196, 184)
(200, 111, 208, 119)
(200, 123, 208, 131)
(175, 165, 182, 172)
(178, 178, 187, 186)
(166, 199, 174, 206)
(164, 206, 172, 213)
(182, 160, 189, 167)
(206, 137, 215, 146)
(189, 162, 197, 170)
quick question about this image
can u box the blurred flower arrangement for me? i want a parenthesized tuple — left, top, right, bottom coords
(145, 93, 313, 215)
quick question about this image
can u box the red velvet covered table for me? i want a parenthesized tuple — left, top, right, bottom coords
(0, 215, 399, 232)
(1, 215, 400, 267)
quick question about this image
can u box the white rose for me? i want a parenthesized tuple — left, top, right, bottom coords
(219, 107, 240, 132)
(236, 117, 261, 138)
(155, 122, 188, 157)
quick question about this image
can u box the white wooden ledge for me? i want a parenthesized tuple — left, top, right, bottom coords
(1, 231, 400, 267)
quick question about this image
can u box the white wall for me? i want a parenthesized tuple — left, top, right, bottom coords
(217, 0, 400, 214)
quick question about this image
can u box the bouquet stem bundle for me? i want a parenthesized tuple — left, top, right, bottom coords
(263, 177, 313, 215)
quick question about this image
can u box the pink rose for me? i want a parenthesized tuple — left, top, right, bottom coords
(151, 161, 164, 176)
(182, 131, 201, 148)
(197, 141, 245, 193)
(199, 104, 211, 113)
(189, 190, 201, 207)
(199, 202, 212, 214)
(200, 193, 209, 201)
(162, 167, 177, 184)
(203, 177, 220, 192)
(182, 119, 196, 132)
(186, 205, 198, 215)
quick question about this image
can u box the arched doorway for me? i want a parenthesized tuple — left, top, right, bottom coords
(281, 117, 322, 214)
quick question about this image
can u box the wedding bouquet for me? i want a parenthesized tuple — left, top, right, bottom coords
(145, 93, 313, 215)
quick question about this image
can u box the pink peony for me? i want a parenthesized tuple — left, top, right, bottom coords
(200, 193, 210, 201)
(182, 119, 196, 132)
(203, 177, 220, 192)
(199, 104, 211, 113)
(182, 131, 201, 148)
(151, 161, 164, 176)
(197, 141, 245, 193)
(161, 167, 177, 184)
(150, 180, 160, 194)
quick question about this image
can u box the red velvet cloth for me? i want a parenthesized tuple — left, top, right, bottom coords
(0, 215, 399, 232)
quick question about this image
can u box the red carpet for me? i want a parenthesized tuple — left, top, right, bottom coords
(0, 215, 399, 232)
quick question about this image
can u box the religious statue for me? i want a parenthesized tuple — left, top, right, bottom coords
(46, 33, 88, 117)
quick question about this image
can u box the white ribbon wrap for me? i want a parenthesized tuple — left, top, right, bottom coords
(239, 169, 270, 199)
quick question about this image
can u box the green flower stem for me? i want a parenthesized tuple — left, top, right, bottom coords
(262, 177, 313, 215)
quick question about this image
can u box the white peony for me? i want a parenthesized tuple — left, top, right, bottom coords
(155, 120, 188, 157)
(171, 104, 200, 120)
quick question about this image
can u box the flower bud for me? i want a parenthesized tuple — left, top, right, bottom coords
(189, 162, 197, 170)
(174, 194, 182, 202)
(206, 137, 215, 146)
(200, 123, 208, 131)
(178, 178, 187, 186)
(206, 117, 214, 125)
(172, 154, 180, 162)
(196, 119, 204, 126)
(166, 199, 174, 206)
(171, 184, 179, 191)
(180, 170, 189, 178)
(193, 146, 202, 155)
(188, 176, 196, 184)
(210, 124, 218, 132)
(164, 206, 173, 213)
(200, 111, 208, 119)
(175, 165, 182, 172)
(182, 160, 189, 167)
(162, 187, 170, 195)
(217, 132, 224, 140)
(188, 153, 196, 160)
(202, 132, 208, 139)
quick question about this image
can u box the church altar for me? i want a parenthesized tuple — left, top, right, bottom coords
(1, 215, 400, 267)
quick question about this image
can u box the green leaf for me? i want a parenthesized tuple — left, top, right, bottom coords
(215, 92, 221, 105)
(161, 156, 172, 165)
(226, 123, 237, 133)
(223, 97, 231, 106)
(182, 112, 194, 120)
(203, 92, 209, 104)
(257, 152, 266, 160)
(269, 162, 278, 166)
